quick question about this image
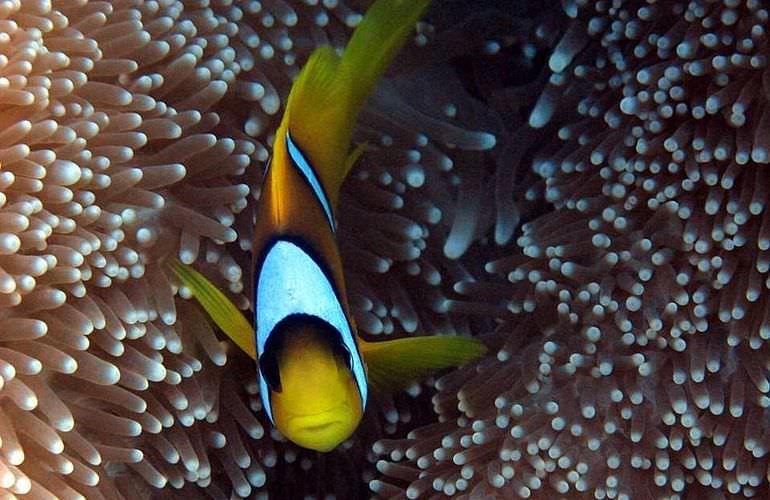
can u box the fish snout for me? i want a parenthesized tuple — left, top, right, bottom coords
(281, 405, 360, 452)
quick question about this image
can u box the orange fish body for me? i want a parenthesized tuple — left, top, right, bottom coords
(251, 118, 369, 449)
(171, 0, 488, 453)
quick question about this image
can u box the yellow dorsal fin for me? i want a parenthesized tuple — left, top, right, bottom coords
(282, 0, 431, 207)
(286, 45, 342, 126)
(359, 335, 486, 392)
(167, 259, 256, 359)
(339, 0, 431, 111)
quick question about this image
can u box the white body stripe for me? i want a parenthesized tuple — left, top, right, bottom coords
(286, 131, 336, 231)
(255, 240, 367, 422)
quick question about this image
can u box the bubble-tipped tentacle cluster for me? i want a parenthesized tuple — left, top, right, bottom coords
(0, 0, 505, 497)
(375, 0, 770, 498)
(0, 0, 254, 495)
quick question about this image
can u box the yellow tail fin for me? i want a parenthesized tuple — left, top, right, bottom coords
(167, 259, 256, 359)
(360, 335, 486, 392)
(283, 0, 431, 204)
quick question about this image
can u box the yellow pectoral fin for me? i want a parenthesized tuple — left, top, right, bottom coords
(167, 258, 256, 359)
(360, 335, 487, 392)
(344, 142, 367, 174)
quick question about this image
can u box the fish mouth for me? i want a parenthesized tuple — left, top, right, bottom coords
(288, 408, 345, 432)
(284, 406, 354, 452)
(302, 421, 339, 432)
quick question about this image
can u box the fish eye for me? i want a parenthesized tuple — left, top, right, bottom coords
(259, 351, 282, 393)
(328, 336, 353, 371)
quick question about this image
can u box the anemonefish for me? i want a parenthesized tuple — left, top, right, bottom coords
(169, 0, 487, 452)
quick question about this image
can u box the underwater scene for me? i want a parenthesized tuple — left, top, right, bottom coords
(0, 0, 767, 498)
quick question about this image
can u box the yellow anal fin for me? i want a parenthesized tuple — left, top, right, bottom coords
(283, 0, 430, 205)
(360, 335, 486, 393)
(167, 258, 256, 359)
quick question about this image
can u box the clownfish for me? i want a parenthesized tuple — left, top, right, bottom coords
(169, 0, 487, 452)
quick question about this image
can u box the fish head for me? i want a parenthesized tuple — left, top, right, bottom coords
(260, 320, 364, 452)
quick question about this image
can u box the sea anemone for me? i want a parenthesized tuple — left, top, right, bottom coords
(0, 0, 500, 497)
(375, 0, 770, 498)
(15, 0, 770, 497)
